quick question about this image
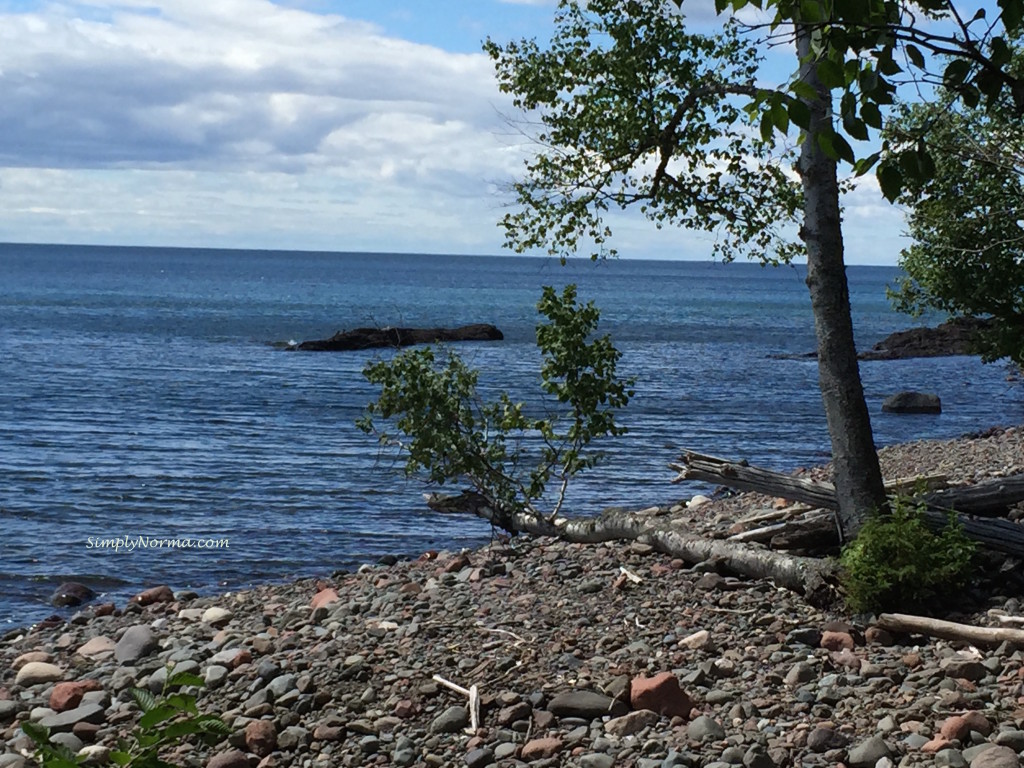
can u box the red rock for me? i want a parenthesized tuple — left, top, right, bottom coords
(132, 586, 174, 606)
(820, 631, 855, 651)
(310, 588, 339, 611)
(961, 710, 993, 736)
(394, 699, 417, 718)
(442, 554, 471, 573)
(940, 716, 970, 741)
(94, 604, 116, 617)
(399, 582, 422, 595)
(922, 738, 953, 754)
(521, 737, 563, 761)
(630, 672, 693, 719)
(312, 724, 344, 741)
(903, 652, 922, 668)
(419, 550, 438, 561)
(245, 719, 277, 757)
(50, 680, 103, 712)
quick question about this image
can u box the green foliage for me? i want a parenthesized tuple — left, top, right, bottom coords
(23, 667, 230, 768)
(358, 284, 633, 524)
(840, 496, 976, 613)
(484, 0, 803, 265)
(882, 80, 1024, 368)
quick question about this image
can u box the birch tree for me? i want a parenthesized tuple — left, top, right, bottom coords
(486, 0, 1024, 539)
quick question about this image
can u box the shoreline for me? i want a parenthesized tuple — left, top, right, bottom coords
(3, 427, 1024, 767)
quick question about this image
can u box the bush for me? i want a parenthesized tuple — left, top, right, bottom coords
(358, 284, 633, 526)
(839, 495, 976, 613)
(23, 666, 229, 768)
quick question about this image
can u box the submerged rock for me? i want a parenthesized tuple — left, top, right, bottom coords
(296, 323, 503, 351)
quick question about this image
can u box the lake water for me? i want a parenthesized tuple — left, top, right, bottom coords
(1, 243, 1020, 626)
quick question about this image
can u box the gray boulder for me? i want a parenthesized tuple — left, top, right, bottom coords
(882, 391, 942, 414)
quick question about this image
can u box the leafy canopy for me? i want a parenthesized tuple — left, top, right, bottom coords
(883, 57, 1024, 367)
(485, 0, 803, 265)
(358, 284, 633, 524)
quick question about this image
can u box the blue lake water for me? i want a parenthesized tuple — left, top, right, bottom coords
(1, 243, 1021, 626)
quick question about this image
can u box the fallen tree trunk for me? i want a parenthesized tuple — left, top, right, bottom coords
(670, 452, 1024, 557)
(876, 612, 1024, 647)
(426, 491, 840, 605)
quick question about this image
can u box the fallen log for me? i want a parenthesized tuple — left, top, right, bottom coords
(426, 491, 840, 605)
(670, 452, 1024, 556)
(876, 612, 1024, 647)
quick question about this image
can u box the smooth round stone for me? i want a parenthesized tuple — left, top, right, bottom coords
(15, 661, 63, 687)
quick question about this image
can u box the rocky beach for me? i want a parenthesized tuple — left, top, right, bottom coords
(3, 426, 1024, 768)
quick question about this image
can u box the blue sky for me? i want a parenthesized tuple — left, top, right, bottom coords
(0, 0, 908, 263)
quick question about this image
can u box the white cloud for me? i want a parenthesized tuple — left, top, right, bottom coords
(0, 0, 905, 263)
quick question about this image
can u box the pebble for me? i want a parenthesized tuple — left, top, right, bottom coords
(2, 448, 1024, 768)
(113, 625, 158, 663)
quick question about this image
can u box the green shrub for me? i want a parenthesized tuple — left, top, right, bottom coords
(358, 284, 633, 526)
(839, 495, 976, 613)
(23, 666, 230, 768)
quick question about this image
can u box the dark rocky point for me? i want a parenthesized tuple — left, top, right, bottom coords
(860, 317, 991, 361)
(296, 324, 503, 351)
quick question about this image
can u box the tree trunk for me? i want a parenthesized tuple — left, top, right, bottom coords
(796, 26, 887, 541)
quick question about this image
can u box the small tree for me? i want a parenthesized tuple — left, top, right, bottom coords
(357, 284, 633, 527)
(884, 88, 1024, 368)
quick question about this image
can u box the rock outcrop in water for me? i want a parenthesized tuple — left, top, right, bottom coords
(859, 317, 991, 361)
(296, 324, 503, 351)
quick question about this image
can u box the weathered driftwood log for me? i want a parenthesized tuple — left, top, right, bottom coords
(670, 452, 1024, 556)
(922, 476, 1024, 516)
(876, 612, 1024, 647)
(426, 491, 840, 605)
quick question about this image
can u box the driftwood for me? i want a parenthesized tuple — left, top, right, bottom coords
(671, 452, 1024, 557)
(876, 612, 1024, 647)
(426, 491, 840, 605)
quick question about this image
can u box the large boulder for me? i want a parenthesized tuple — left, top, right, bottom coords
(296, 324, 503, 351)
(882, 391, 942, 414)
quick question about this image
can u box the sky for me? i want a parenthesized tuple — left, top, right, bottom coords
(0, 0, 909, 264)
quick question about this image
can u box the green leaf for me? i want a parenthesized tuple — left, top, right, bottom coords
(861, 102, 883, 129)
(943, 59, 972, 88)
(800, 0, 822, 20)
(791, 80, 818, 101)
(131, 688, 158, 714)
(905, 44, 924, 69)
(831, 132, 856, 164)
(788, 98, 812, 129)
(138, 704, 179, 730)
(853, 152, 880, 176)
(877, 163, 903, 201)
(166, 671, 205, 689)
(817, 59, 846, 88)
(998, 0, 1024, 31)
(771, 100, 790, 133)
(842, 112, 869, 141)
(760, 110, 774, 141)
